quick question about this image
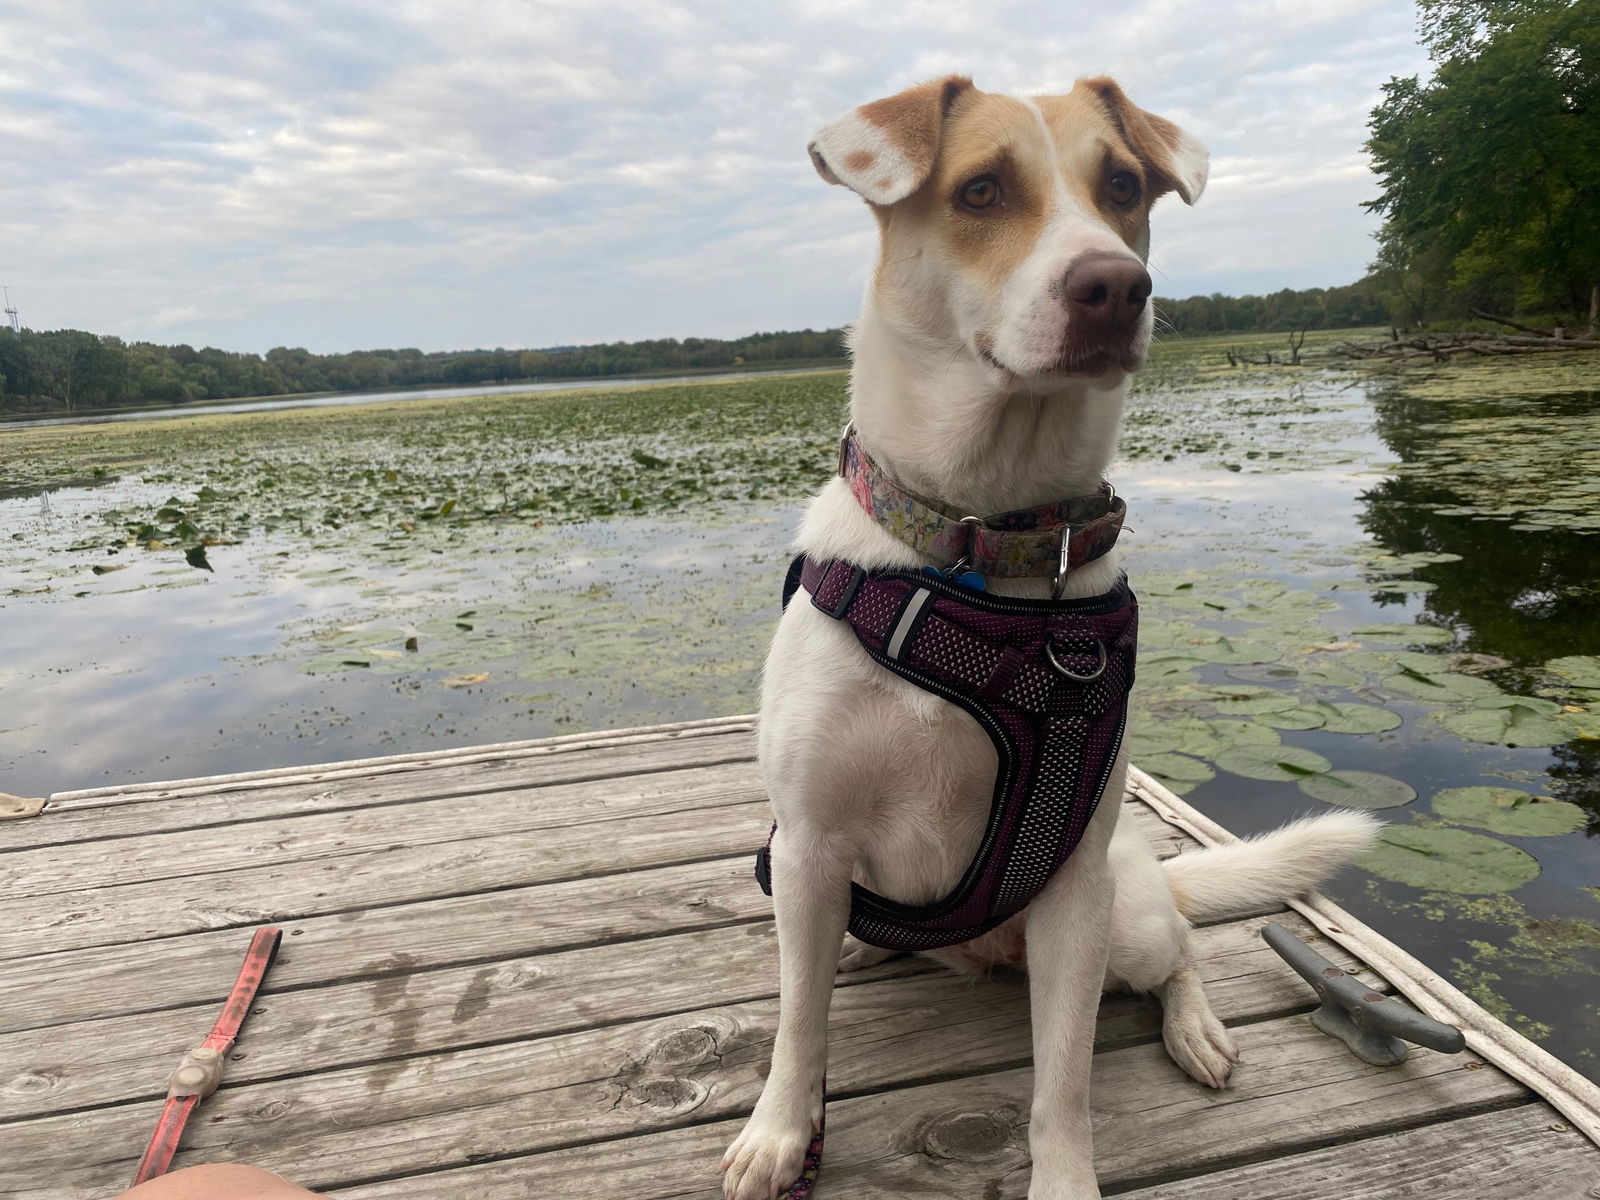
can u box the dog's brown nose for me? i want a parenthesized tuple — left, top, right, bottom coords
(1059, 253, 1153, 336)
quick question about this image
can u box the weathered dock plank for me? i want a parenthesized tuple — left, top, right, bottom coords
(1, 856, 770, 1034)
(11, 759, 766, 898)
(8, 982, 1484, 1200)
(1, 802, 1194, 1037)
(1115, 1103, 1600, 1199)
(0, 898, 1335, 1125)
(288, 1016, 1526, 1200)
(6, 724, 758, 852)
(0, 797, 772, 959)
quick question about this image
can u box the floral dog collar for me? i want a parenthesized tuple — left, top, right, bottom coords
(839, 426, 1125, 589)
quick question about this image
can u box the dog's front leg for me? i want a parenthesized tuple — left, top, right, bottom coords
(722, 821, 852, 1200)
(1023, 778, 1122, 1200)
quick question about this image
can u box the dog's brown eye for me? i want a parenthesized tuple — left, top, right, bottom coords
(1108, 171, 1140, 207)
(959, 175, 1001, 210)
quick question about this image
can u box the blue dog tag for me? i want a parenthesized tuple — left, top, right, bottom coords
(924, 565, 987, 591)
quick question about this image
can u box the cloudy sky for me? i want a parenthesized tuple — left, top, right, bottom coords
(1, 0, 1428, 354)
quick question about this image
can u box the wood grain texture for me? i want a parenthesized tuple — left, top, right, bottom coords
(0, 898, 1343, 1124)
(4, 926, 1388, 1199)
(1115, 1102, 1600, 1199)
(1, 856, 770, 1034)
(10, 728, 757, 852)
(10, 759, 765, 898)
(0, 796, 773, 960)
(2, 800, 1190, 1032)
(43, 716, 757, 806)
(299, 1013, 1527, 1200)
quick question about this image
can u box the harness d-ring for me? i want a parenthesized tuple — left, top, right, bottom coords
(1046, 637, 1108, 682)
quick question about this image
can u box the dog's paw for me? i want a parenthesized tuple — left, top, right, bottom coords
(720, 1115, 814, 1200)
(1163, 1004, 1240, 1089)
(837, 937, 899, 974)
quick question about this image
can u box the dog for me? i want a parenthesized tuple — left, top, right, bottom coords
(720, 76, 1380, 1200)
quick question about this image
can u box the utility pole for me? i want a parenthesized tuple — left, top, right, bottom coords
(2, 287, 18, 336)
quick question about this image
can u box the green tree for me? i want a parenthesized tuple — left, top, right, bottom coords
(1366, 0, 1600, 330)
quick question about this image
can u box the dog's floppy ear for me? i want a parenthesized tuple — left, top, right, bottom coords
(1082, 78, 1208, 205)
(808, 75, 973, 206)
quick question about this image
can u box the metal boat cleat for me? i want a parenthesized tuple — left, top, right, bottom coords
(1261, 921, 1466, 1066)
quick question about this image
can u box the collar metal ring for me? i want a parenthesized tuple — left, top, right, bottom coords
(1046, 638, 1108, 682)
(1052, 523, 1072, 599)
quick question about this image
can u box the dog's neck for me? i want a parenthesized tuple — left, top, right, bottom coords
(846, 297, 1127, 519)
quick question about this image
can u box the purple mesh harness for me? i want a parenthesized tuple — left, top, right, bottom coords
(755, 555, 1138, 951)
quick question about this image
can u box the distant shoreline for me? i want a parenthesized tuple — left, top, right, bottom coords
(0, 359, 850, 427)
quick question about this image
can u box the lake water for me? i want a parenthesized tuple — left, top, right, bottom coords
(2, 342, 1597, 1081)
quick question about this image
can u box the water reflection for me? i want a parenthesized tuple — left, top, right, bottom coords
(1359, 383, 1600, 831)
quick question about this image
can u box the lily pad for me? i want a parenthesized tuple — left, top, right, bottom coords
(1225, 664, 1301, 683)
(1206, 718, 1283, 747)
(1214, 744, 1332, 781)
(1288, 663, 1369, 688)
(1299, 769, 1418, 809)
(1362, 826, 1541, 894)
(1139, 654, 1209, 679)
(1561, 709, 1600, 740)
(1351, 622, 1454, 646)
(1439, 696, 1573, 747)
(1312, 700, 1403, 734)
(1368, 578, 1438, 594)
(1141, 753, 1216, 794)
(1180, 637, 1280, 665)
(1381, 670, 1502, 702)
(1547, 656, 1600, 689)
(1128, 718, 1215, 759)
(1204, 686, 1303, 716)
(1431, 787, 1586, 837)
(1255, 707, 1328, 730)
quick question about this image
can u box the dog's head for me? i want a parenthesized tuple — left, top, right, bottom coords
(810, 77, 1206, 384)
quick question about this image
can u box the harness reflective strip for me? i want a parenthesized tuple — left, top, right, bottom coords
(132, 927, 282, 1185)
(885, 587, 933, 660)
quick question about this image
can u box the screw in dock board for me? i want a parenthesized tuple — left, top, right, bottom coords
(1260, 921, 1466, 1066)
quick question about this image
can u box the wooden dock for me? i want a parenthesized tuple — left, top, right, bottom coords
(4, 714, 1599, 1198)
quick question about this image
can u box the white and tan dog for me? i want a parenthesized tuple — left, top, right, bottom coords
(722, 76, 1379, 1200)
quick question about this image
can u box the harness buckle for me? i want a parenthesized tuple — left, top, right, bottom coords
(813, 563, 866, 620)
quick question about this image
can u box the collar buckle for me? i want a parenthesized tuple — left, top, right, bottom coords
(1052, 524, 1072, 600)
(949, 514, 985, 576)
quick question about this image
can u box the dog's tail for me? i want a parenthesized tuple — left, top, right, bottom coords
(1161, 810, 1381, 923)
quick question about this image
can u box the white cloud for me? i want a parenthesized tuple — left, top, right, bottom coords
(0, 0, 1429, 352)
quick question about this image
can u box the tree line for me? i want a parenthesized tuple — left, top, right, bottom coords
(0, 327, 847, 414)
(0, 280, 1399, 414)
(1365, 0, 1598, 331)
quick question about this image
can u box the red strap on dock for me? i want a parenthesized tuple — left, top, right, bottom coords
(131, 927, 282, 1186)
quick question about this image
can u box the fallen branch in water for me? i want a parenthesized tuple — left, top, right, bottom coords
(1330, 330, 1600, 363)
